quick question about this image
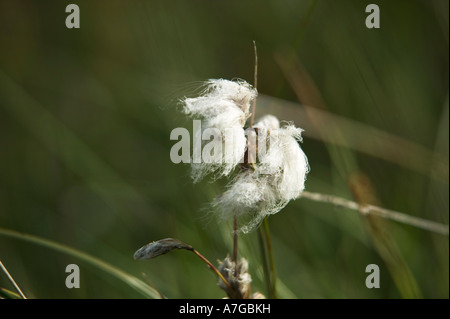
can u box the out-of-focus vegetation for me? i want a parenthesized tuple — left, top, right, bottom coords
(0, 0, 448, 298)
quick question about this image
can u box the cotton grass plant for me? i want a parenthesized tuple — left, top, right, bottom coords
(0, 2, 448, 301)
(134, 43, 310, 298)
(131, 43, 449, 300)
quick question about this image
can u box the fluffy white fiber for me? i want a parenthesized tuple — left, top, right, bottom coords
(181, 79, 309, 233)
(214, 115, 310, 233)
(182, 79, 257, 182)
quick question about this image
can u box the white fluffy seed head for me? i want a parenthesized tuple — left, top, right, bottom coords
(253, 114, 280, 130)
(183, 79, 257, 128)
(189, 125, 248, 182)
(214, 115, 309, 233)
(181, 79, 257, 182)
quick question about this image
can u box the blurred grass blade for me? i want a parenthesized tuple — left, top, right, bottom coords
(349, 173, 422, 298)
(276, 52, 423, 298)
(262, 218, 277, 299)
(257, 225, 271, 298)
(267, 49, 448, 182)
(0, 70, 130, 187)
(0, 70, 150, 226)
(0, 227, 161, 299)
(0, 287, 21, 299)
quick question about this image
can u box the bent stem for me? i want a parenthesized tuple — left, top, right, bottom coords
(192, 249, 232, 291)
(134, 238, 233, 293)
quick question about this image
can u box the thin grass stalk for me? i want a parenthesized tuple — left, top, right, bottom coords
(0, 227, 161, 299)
(263, 218, 277, 298)
(300, 191, 449, 236)
(250, 40, 258, 127)
(233, 213, 239, 276)
(257, 224, 271, 297)
(0, 260, 27, 299)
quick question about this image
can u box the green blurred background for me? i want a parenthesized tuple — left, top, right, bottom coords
(0, 0, 448, 298)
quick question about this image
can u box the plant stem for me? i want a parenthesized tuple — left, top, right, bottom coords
(250, 40, 258, 127)
(257, 218, 277, 299)
(257, 224, 271, 297)
(263, 218, 277, 298)
(300, 191, 449, 236)
(0, 260, 27, 299)
(233, 213, 239, 276)
(192, 249, 232, 291)
(0, 227, 161, 299)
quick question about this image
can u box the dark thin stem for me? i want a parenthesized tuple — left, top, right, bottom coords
(233, 214, 239, 276)
(250, 40, 258, 127)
